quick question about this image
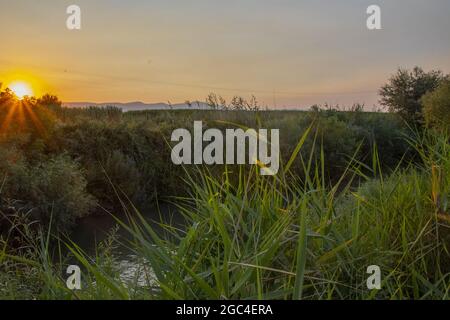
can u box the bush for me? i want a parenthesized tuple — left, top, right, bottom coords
(89, 150, 141, 208)
(0, 152, 97, 232)
(0, 97, 57, 141)
(422, 80, 450, 133)
(27, 155, 97, 232)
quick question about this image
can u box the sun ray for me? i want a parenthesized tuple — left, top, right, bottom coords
(0, 100, 18, 134)
(23, 100, 47, 136)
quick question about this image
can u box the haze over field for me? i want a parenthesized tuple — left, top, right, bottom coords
(1, 0, 450, 107)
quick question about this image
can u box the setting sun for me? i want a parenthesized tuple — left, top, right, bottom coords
(8, 81, 33, 99)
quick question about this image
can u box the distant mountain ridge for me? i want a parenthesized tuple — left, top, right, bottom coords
(62, 101, 211, 112)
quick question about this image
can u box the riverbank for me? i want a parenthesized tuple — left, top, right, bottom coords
(1, 129, 448, 300)
(0, 107, 412, 232)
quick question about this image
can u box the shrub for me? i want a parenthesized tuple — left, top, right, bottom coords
(379, 67, 446, 125)
(26, 155, 97, 232)
(90, 150, 141, 207)
(0, 97, 57, 140)
(422, 80, 450, 133)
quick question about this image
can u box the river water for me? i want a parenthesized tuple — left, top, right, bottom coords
(68, 203, 185, 286)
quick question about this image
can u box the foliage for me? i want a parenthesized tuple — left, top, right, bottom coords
(206, 93, 262, 111)
(0, 75, 449, 299)
(422, 80, 450, 133)
(379, 67, 447, 125)
(0, 152, 96, 232)
(27, 155, 97, 231)
(1, 130, 448, 300)
(0, 85, 415, 229)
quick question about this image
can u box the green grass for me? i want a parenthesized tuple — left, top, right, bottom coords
(1, 129, 449, 300)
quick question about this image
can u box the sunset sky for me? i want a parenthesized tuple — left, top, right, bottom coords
(1, 0, 450, 108)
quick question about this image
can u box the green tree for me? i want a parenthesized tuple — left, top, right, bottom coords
(421, 80, 450, 133)
(379, 67, 446, 125)
(37, 94, 61, 108)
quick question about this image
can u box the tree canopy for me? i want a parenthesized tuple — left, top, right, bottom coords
(379, 67, 447, 125)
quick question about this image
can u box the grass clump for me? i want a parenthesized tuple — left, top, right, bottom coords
(108, 130, 449, 300)
(1, 126, 449, 300)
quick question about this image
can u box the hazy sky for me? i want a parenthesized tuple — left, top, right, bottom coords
(1, 0, 449, 108)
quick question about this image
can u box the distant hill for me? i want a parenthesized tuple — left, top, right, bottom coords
(62, 101, 211, 112)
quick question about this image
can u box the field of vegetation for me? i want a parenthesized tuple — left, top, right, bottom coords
(0, 67, 449, 299)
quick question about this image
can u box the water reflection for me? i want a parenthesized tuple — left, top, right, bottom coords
(69, 203, 184, 286)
